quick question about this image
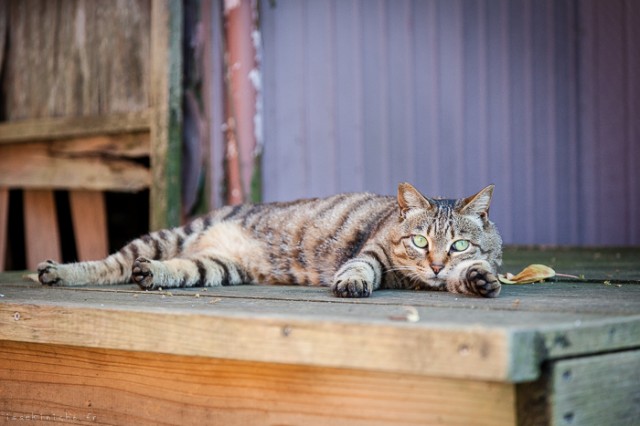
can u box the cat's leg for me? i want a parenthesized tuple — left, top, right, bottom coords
(446, 260, 501, 298)
(38, 227, 189, 286)
(331, 254, 383, 298)
(131, 253, 249, 290)
(38, 255, 132, 286)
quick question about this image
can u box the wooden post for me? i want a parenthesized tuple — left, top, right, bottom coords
(69, 191, 109, 261)
(23, 190, 61, 270)
(202, 0, 226, 210)
(224, 0, 260, 204)
(150, 0, 183, 231)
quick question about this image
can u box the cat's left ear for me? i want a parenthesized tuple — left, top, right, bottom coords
(459, 184, 494, 219)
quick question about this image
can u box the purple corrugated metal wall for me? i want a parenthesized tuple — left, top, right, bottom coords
(259, 0, 639, 245)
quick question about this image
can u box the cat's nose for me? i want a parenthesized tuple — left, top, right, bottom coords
(430, 263, 444, 275)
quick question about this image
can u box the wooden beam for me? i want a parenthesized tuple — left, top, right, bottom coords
(149, 0, 182, 230)
(0, 138, 150, 191)
(23, 190, 61, 270)
(0, 110, 151, 144)
(69, 191, 109, 261)
(0, 188, 7, 271)
(0, 341, 517, 426)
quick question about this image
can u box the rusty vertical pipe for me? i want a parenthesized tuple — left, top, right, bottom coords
(224, 0, 258, 205)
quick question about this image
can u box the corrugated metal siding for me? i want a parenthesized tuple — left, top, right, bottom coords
(260, 0, 639, 245)
(578, 0, 640, 245)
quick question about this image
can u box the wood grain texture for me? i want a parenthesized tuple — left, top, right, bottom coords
(550, 350, 640, 425)
(1, 277, 640, 383)
(69, 191, 108, 261)
(3, 0, 150, 120)
(0, 139, 150, 191)
(0, 297, 518, 382)
(0, 341, 517, 426)
(23, 190, 61, 269)
(149, 0, 182, 230)
(0, 111, 151, 144)
(47, 132, 150, 158)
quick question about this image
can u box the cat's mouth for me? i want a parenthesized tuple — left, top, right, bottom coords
(422, 275, 447, 289)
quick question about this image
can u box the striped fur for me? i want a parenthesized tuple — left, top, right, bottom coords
(38, 183, 503, 298)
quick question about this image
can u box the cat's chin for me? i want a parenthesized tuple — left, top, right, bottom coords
(419, 277, 447, 290)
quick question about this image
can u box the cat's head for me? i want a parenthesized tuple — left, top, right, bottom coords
(391, 183, 503, 289)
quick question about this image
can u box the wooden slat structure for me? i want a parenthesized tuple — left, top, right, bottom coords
(0, 248, 639, 425)
(0, 0, 182, 270)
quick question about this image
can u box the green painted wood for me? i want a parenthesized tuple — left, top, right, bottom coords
(550, 351, 640, 425)
(150, 0, 183, 230)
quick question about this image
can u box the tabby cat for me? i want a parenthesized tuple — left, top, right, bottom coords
(38, 183, 503, 298)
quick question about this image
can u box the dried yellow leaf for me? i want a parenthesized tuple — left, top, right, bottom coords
(498, 264, 556, 284)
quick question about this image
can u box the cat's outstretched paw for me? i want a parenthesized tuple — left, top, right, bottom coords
(331, 278, 371, 298)
(466, 266, 501, 298)
(132, 257, 157, 290)
(38, 260, 65, 286)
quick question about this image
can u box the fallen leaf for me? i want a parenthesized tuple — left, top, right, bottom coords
(499, 264, 556, 284)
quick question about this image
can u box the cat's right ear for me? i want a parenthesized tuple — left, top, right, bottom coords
(397, 183, 434, 218)
(459, 184, 494, 219)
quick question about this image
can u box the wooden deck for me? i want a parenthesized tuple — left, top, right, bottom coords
(0, 248, 639, 425)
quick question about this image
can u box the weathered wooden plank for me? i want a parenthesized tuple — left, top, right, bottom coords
(4, 1, 150, 120)
(69, 191, 109, 261)
(0, 111, 151, 144)
(0, 140, 150, 191)
(0, 341, 517, 426)
(149, 0, 182, 230)
(23, 190, 61, 270)
(0, 281, 623, 325)
(1, 279, 639, 383)
(48, 132, 150, 158)
(0, 188, 7, 271)
(4, 274, 639, 317)
(0, 297, 521, 382)
(549, 350, 640, 425)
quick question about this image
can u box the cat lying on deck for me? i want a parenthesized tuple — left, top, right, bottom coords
(38, 183, 502, 298)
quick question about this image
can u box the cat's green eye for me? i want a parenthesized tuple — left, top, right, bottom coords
(451, 239, 470, 252)
(411, 235, 428, 249)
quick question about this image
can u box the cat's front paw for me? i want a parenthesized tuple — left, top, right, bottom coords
(132, 257, 158, 290)
(38, 260, 65, 286)
(466, 266, 501, 298)
(331, 277, 371, 298)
